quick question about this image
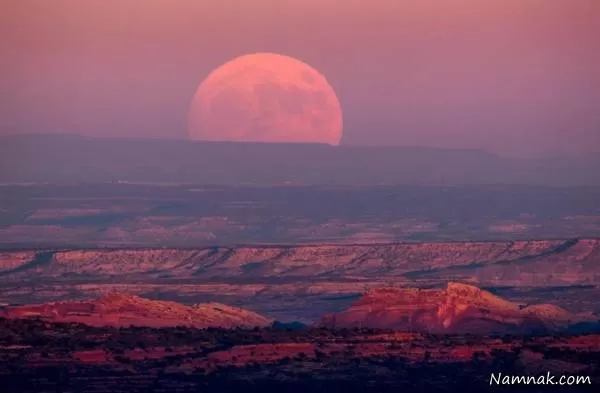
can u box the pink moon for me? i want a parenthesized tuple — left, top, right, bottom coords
(188, 52, 343, 145)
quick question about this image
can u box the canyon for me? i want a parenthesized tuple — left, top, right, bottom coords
(1, 238, 599, 284)
(1, 238, 599, 324)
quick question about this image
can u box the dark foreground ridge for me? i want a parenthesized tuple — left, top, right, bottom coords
(0, 318, 598, 393)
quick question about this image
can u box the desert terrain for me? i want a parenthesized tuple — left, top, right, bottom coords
(0, 294, 272, 329)
(1, 238, 598, 392)
(1, 238, 600, 322)
(1, 180, 599, 391)
(1, 182, 600, 248)
(1, 239, 599, 392)
(1, 284, 597, 335)
(0, 316, 598, 392)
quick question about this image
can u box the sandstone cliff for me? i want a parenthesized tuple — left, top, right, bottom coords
(0, 239, 599, 286)
(317, 283, 593, 334)
(0, 294, 272, 329)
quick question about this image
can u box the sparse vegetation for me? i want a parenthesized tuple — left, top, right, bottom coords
(0, 318, 599, 392)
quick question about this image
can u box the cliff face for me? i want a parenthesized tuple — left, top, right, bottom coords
(0, 251, 37, 273)
(0, 294, 272, 329)
(0, 238, 599, 286)
(317, 283, 592, 334)
(1, 285, 590, 334)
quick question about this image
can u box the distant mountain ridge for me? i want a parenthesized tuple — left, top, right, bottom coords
(1, 239, 599, 287)
(2, 134, 599, 186)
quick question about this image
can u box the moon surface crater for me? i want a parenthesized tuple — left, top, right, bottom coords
(188, 52, 343, 145)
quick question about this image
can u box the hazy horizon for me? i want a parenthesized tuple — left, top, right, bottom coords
(4, 132, 600, 160)
(2, 0, 599, 158)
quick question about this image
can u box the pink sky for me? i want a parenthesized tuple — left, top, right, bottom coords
(1, 0, 599, 156)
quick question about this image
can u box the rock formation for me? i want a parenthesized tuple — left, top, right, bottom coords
(0, 293, 272, 329)
(318, 282, 593, 334)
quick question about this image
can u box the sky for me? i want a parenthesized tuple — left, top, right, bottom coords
(1, 0, 599, 157)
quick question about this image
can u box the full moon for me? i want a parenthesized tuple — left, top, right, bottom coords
(188, 52, 343, 145)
